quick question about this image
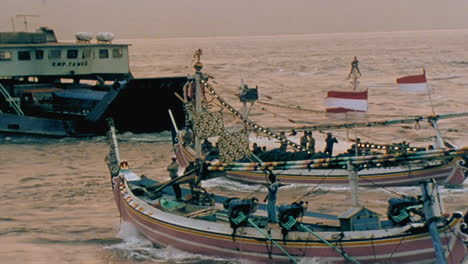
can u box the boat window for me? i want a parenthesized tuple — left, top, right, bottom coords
(82, 48, 93, 59)
(18, 51, 31, 61)
(99, 49, 109, 59)
(0, 51, 12, 61)
(35, 50, 44, 60)
(112, 48, 123, 58)
(67, 49, 78, 59)
(49, 49, 62, 59)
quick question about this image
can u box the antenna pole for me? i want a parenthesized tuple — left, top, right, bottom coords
(11, 17, 16, 31)
(24, 16, 28, 32)
(15, 14, 40, 32)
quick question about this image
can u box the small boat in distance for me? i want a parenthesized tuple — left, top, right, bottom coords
(0, 26, 186, 137)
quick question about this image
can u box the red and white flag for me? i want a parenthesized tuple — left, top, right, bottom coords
(325, 90, 368, 113)
(396, 72, 429, 92)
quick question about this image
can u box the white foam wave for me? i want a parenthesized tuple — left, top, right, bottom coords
(203, 177, 264, 192)
(118, 131, 173, 142)
(106, 222, 161, 262)
(107, 222, 239, 263)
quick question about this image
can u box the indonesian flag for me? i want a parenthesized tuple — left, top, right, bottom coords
(396, 72, 429, 92)
(325, 90, 368, 113)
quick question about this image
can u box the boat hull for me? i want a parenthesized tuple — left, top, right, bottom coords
(112, 177, 467, 263)
(226, 159, 467, 186)
(176, 143, 467, 186)
(0, 77, 187, 137)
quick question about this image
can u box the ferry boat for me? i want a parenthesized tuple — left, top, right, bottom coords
(0, 27, 186, 137)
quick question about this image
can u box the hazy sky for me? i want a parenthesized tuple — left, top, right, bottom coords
(2, 0, 468, 39)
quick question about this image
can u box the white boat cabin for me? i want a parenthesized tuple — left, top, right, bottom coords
(0, 27, 130, 80)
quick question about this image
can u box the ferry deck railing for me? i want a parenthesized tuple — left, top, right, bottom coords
(0, 83, 24, 115)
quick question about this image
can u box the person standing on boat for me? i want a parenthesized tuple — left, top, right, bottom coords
(264, 172, 280, 223)
(167, 156, 182, 201)
(279, 132, 288, 152)
(300, 131, 308, 150)
(348, 56, 361, 79)
(324, 132, 338, 156)
(347, 138, 362, 155)
(307, 131, 316, 154)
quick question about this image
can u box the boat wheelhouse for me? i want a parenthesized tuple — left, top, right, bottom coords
(0, 27, 130, 80)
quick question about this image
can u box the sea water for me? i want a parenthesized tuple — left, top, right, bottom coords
(1, 30, 468, 263)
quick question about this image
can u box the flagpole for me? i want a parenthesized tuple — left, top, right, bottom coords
(423, 68, 445, 148)
(423, 67, 436, 115)
(427, 85, 436, 115)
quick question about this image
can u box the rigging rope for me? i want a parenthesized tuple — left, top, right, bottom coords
(209, 77, 468, 147)
(202, 79, 307, 152)
(293, 169, 336, 202)
(211, 78, 415, 122)
(356, 175, 405, 197)
(258, 106, 298, 123)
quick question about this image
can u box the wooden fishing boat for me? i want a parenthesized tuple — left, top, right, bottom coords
(105, 54, 467, 263)
(171, 55, 468, 187)
(178, 140, 468, 187)
(106, 120, 468, 264)
(173, 87, 468, 187)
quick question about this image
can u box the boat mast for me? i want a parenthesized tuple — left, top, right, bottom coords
(429, 119, 446, 149)
(420, 180, 446, 264)
(351, 70, 360, 91)
(347, 161, 359, 207)
(105, 118, 121, 179)
(192, 49, 204, 158)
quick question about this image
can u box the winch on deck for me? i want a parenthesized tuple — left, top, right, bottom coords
(223, 197, 259, 229)
(387, 196, 424, 226)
